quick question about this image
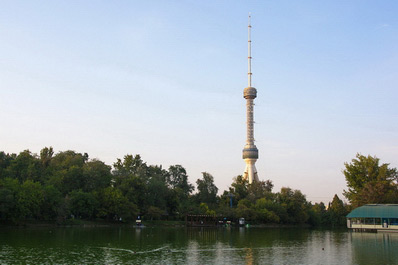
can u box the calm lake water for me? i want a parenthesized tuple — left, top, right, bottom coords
(0, 226, 397, 264)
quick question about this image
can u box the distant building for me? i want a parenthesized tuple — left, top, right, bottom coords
(347, 204, 398, 232)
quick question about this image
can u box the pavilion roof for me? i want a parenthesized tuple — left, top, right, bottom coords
(347, 204, 398, 218)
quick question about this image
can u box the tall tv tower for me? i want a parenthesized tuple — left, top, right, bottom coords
(242, 14, 259, 184)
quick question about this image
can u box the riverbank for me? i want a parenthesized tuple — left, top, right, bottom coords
(1, 220, 339, 229)
(0, 219, 186, 228)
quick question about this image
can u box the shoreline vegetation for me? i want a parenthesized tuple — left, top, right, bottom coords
(0, 147, 364, 227)
(2, 219, 316, 229)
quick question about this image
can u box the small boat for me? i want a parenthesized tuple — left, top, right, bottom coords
(136, 216, 143, 227)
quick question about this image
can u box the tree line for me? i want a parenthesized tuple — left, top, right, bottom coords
(0, 147, 355, 226)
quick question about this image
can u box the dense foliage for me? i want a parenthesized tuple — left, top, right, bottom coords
(343, 153, 398, 207)
(0, 147, 348, 225)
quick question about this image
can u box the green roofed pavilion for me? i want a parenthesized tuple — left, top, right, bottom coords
(347, 204, 398, 232)
(347, 204, 398, 218)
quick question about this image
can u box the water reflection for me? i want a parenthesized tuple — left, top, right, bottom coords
(1, 227, 398, 264)
(351, 232, 398, 265)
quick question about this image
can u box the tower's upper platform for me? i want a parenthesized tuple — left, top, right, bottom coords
(244, 86, 257, 99)
(242, 145, 258, 159)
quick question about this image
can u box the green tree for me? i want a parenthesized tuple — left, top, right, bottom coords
(236, 199, 257, 221)
(199, 202, 216, 215)
(69, 190, 98, 219)
(113, 154, 147, 180)
(247, 180, 274, 203)
(147, 206, 164, 220)
(167, 165, 193, 196)
(0, 152, 15, 179)
(83, 159, 112, 192)
(48, 151, 88, 195)
(228, 175, 248, 204)
(357, 181, 398, 205)
(328, 194, 348, 226)
(40, 147, 54, 168)
(98, 186, 138, 222)
(17, 180, 44, 220)
(255, 198, 280, 223)
(167, 165, 194, 217)
(41, 185, 63, 220)
(39, 147, 54, 183)
(196, 172, 218, 205)
(310, 202, 328, 226)
(117, 175, 146, 211)
(216, 194, 236, 219)
(343, 154, 398, 206)
(143, 165, 170, 213)
(276, 187, 310, 224)
(0, 178, 20, 222)
(6, 150, 41, 183)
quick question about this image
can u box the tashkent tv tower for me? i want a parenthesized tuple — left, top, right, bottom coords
(242, 15, 259, 184)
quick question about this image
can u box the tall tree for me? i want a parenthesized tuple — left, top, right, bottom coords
(276, 187, 310, 224)
(112, 154, 148, 213)
(0, 152, 15, 179)
(6, 150, 41, 183)
(41, 185, 62, 220)
(69, 190, 98, 219)
(236, 199, 257, 220)
(310, 202, 328, 226)
(83, 159, 112, 192)
(0, 178, 19, 221)
(39, 147, 54, 183)
(48, 150, 88, 195)
(97, 186, 138, 222)
(328, 194, 348, 226)
(113, 154, 147, 180)
(255, 198, 280, 223)
(167, 165, 193, 196)
(343, 154, 398, 207)
(40, 147, 54, 168)
(17, 180, 44, 220)
(247, 179, 274, 203)
(144, 165, 170, 213)
(196, 172, 218, 205)
(166, 165, 194, 216)
(229, 175, 249, 204)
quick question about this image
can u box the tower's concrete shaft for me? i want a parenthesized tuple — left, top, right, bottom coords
(242, 15, 259, 184)
(242, 87, 258, 183)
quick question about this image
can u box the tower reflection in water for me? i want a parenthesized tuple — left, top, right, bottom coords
(185, 227, 257, 265)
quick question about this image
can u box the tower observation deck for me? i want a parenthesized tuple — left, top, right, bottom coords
(242, 15, 259, 183)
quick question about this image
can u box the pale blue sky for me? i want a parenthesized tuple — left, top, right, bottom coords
(1, 1, 398, 203)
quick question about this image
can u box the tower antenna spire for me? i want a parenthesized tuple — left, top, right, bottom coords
(248, 13, 252, 87)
